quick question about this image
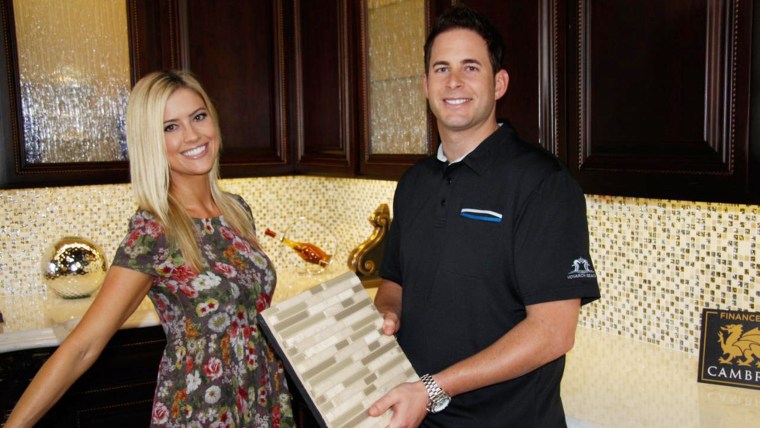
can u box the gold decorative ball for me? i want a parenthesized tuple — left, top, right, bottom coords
(42, 237, 107, 298)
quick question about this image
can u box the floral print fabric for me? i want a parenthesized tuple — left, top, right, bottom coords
(111, 196, 294, 427)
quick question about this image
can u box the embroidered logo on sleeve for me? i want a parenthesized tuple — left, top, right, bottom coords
(567, 257, 596, 279)
(459, 208, 503, 223)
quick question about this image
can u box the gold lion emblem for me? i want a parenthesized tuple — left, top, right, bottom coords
(718, 324, 760, 367)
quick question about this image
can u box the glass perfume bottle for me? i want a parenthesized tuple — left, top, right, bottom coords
(264, 228, 332, 267)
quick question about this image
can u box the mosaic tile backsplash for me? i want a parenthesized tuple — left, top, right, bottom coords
(0, 176, 757, 354)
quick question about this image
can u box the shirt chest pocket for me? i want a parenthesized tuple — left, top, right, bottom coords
(439, 207, 507, 279)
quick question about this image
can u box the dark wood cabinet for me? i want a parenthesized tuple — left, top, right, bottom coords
(2, 0, 759, 201)
(0, 326, 321, 426)
(0, 0, 139, 188)
(353, 1, 436, 179)
(0, 0, 395, 186)
(177, 0, 293, 178)
(290, 0, 357, 177)
(560, 0, 757, 203)
(0, 326, 166, 427)
(436, 0, 758, 203)
(131, 0, 295, 178)
(167, 0, 429, 179)
(0, 0, 294, 188)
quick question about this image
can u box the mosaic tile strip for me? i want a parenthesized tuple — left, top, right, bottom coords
(258, 271, 418, 428)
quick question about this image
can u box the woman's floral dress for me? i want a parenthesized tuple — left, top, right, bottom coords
(111, 196, 294, 428)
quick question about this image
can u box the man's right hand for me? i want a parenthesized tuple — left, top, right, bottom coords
(374, 280, 403, 335)
(380, 311, 400, 335)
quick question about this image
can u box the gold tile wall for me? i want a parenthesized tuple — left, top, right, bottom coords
(0, 177, 397, 297)
(0, 178, 757, 354)
(584, 196, 758, 352)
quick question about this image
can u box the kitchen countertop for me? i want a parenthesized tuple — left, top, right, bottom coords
(562, 327, 759, 427)
(2, 272, 757, 426)
(0, 265, 351, 353)
(0, 294, 160, 353)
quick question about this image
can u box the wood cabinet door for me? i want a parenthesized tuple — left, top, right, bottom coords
(0, 0, 292, 188)
(0, 326, 166, 427)
(556, 0, 756, 203)
(177, 0, 292, 178)
(355, 0, 434, 179)
(290, 0, 356, 177)
(0, 0, 158, 188)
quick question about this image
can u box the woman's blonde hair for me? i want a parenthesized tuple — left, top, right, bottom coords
(126, 70, 256, 271)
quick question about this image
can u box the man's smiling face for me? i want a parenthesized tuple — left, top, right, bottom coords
(423, 28, 508, 141)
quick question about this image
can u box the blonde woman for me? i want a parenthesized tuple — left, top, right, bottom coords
(6, 70, 294, 427)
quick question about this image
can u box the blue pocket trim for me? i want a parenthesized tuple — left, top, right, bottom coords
(460, 208, 503, 223)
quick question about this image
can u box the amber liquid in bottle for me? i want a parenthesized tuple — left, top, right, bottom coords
(264, 228, 332, 267)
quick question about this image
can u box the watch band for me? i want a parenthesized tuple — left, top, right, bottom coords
(420, 373, 451, 413)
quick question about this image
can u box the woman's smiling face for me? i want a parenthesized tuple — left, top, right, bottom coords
(162, 87, 219, 182)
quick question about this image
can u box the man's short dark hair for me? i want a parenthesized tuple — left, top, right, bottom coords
(423, 4, 505, 75)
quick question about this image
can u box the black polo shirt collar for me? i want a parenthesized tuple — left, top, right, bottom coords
(436, 124, 513, 176)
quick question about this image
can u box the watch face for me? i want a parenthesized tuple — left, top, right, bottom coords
(431, 395, 451, 413)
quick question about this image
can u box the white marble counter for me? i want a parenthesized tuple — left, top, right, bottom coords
(0, 294, 161, 353)
(0, 265, 351, 354)
(4, 273, 756, 427)
(562, 327, 760, 427)
(271, 265, 352, 302)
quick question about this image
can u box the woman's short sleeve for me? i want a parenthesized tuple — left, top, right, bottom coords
(111, 210, 171, 277)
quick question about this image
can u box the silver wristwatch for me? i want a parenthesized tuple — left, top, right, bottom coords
(420, 374, 451, 413)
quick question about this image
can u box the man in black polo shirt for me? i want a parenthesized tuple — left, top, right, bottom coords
(368, 4, 600, 427)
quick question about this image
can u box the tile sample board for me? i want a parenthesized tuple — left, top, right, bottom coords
(258, 271, 418, 427)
